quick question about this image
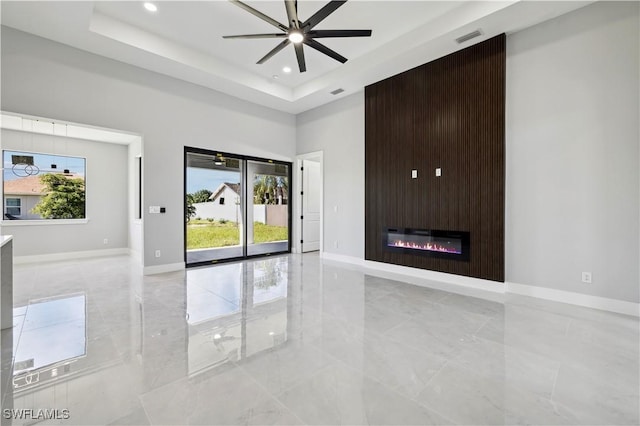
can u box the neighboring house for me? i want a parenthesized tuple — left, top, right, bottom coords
(3, 173, 84, 220)
(193, 182, 242, 223)
(3, 174, 46, 220)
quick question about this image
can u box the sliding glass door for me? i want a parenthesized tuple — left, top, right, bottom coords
(185, 151, 244, 264)
(185, 148, 291, 266)
(247, 160, 290, 257)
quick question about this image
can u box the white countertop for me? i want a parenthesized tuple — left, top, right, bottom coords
(0, 235, 13, 248)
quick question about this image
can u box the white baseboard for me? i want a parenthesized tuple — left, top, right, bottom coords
(507, 282, 640, 317)
(320, 252, 504, 296)
(14, 248, 130, 264)
(318, 253, 639, 317)
(320, 251, 365, 266)
(143, 262, 185, 276)
(364, 259, 505, 295)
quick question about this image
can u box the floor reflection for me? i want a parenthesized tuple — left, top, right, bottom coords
(5, 255, 294, 425)
(2, 253, 638, 425)
(13, 294, 87, 390)
(186, 257, 289, 375)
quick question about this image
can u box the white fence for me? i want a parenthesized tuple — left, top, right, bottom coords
(193, 203, 286, 226)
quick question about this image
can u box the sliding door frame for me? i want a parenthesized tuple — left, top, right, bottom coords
(184, 146, 292, 267)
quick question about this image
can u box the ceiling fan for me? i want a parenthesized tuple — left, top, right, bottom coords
(223, 0, 372, 73)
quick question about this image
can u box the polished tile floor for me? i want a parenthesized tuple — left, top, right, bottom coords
(1, 253, 638, 425)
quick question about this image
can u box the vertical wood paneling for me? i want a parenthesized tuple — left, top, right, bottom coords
(365, 34, 505, 282)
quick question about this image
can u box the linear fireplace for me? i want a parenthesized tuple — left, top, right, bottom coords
(384, 228, 470, 261)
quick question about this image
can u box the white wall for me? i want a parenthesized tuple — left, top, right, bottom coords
(506, 1, 639, 303)
(294, 2, 639, 303)
(296, 92, 365, 258)
(128, 141, 142, 264)
(0, 129, 128, 257)
(1, 27, 296, 268)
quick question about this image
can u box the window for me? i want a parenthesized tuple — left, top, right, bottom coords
(5, 197, 21, 217)
(219, 197, 225, 205)
(2, 150, 86, 220)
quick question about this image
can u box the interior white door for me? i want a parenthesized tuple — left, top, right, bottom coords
(302, 160, 321, 252)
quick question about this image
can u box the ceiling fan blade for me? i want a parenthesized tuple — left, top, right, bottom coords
(308, 29, 372, 38)
(302, 0, 347, 30)
(284, 0, 299, 29)
(229, 0, 288, 32)
(223, 33, 288, 39)
(294, 43, 307, 72)
(304, 38, 347, 63)
(257, 39, 291, 64)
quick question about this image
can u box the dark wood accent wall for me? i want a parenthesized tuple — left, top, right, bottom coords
(365, 34, 505, 282)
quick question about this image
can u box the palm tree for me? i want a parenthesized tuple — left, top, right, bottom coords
(253, 175, 289, 205)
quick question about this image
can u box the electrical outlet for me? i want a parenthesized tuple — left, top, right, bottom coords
(582, 272, 592, 283)
(334, 241, 338, 249)
(103, 238, 108, 245)
(155, 250, 161, 258)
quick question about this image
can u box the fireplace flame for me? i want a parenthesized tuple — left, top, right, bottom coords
(390, 239, 461, 254)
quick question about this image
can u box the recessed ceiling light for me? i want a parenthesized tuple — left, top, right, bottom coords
(144, 2, 157, 12)
(288, 31, 304, 44)
(282, 66, 292, 74)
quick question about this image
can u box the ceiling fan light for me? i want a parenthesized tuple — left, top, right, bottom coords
(288, 31, 304, 44)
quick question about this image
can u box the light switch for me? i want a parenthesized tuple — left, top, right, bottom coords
(411, 169, 418, 179)
(435, 168, 442, 177)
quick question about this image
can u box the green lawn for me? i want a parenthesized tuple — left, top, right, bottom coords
(187, 220, 288, 250)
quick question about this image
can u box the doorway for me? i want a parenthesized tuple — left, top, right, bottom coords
(185, 147, 291, 266)
(297, 152, 323, 253)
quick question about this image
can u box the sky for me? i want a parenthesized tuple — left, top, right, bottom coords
(13, 294, 86, 373)
(187, 167, 241, 194)
(3, 150, 85, 181)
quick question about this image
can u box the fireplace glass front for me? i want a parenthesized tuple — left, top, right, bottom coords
(384, 228, 469, 261)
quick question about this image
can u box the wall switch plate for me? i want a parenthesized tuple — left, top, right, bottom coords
(149, 206, 161, 214)
(155, 250, 161, 258)
(582, 272, 592, 283)
(103, 238, 108, 245)
(411, 169, 418, 179)
(436, 168, 442, 177)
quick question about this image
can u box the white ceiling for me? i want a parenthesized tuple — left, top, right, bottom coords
(1, 1, 593, 114)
